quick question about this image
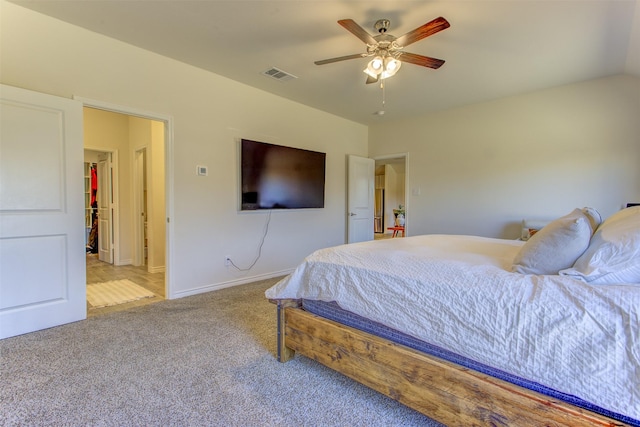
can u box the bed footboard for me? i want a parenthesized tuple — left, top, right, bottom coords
(275, 302, 629, 427)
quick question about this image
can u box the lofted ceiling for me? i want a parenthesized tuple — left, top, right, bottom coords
(9, 0, 640, 125)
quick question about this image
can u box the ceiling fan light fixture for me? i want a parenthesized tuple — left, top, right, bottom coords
(363, 68, 377, 78)
(385, 57, 400, 72)
(364, 56, 384, 77)
(364, 55, 401, 80)
(381, 57, 401, 79)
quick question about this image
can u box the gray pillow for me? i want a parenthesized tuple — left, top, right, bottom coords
(512, 208, 594, 275)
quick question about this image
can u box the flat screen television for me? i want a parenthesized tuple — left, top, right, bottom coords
(240, 139, 326, 210)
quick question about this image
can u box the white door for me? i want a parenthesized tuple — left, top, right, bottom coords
(347, 155, 374, 243)
(0, 84, 86, 339)
(97, 152, 113, 264)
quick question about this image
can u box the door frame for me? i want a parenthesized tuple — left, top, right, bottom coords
(133, 147, 147, 267)
(373, 153, 409, 235)
(75, 96, 174, 299)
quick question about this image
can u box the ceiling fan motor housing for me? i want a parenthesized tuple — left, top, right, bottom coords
(374, 19, 390, 33)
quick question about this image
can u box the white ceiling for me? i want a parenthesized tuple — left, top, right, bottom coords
(10, 0, 640, 125)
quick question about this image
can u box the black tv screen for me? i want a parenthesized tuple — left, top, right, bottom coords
(240, 139, 326, 210)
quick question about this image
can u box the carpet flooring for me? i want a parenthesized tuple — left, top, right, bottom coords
(86, 279, 156, 308)
(0, 277, 443, 426)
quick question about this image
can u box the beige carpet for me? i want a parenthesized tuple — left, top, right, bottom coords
(86, 279, 155, 308)
(1, 278, 442, 426)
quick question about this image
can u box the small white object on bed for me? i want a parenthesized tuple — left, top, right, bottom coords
(266, 207, 640, 420)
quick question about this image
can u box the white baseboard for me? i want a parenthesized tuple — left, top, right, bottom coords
(168, 269, 293, 299)
(147, 265, 165, 274)
(113, 258, 164, 274)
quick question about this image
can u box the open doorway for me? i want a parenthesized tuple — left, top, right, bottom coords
(83, 106, 168, 316)
(374, 155, 407, 239)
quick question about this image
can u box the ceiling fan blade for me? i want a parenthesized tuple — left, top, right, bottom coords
(395, 17, 450, 47)
(399, 52, 445, 69)
(365, 74, 379, 84)
(314, 53, 366, 65)
(338, 19, 377, 45)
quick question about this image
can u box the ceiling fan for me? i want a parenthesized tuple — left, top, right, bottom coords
(315, 17, 450, 84)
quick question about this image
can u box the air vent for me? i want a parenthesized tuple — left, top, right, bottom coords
(261, 67, 297, 82)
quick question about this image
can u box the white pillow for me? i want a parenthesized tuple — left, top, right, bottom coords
(560, 206, 640, 284)
(581, 206, 602, 231)
(512, 208, 594, 275)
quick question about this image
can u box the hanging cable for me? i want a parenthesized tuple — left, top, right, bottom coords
(227, 209, 272, 271)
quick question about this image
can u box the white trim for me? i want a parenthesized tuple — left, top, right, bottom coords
(75, 96, 174, 300)
(73, 96, 172, 122)
(108, 151, 119, 264)
(133, 147, 147, 267)
(172, 269, 293, 299)
(148, 265, 165, 274)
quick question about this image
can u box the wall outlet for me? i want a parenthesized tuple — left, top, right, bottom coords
(225, 256, 231, 267)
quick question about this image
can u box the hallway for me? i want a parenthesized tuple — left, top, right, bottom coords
(86, 254, 165, 317)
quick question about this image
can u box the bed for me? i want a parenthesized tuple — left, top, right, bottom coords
(266, 206, 640, 426)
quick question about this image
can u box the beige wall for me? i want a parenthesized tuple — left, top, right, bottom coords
(369, 75, 640, 238)
(1, 1, 368, 297)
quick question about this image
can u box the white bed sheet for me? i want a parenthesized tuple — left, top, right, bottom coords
(266, 234, 640, 420)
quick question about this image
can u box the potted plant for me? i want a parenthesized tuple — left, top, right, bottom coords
(393, 205, 405, 226)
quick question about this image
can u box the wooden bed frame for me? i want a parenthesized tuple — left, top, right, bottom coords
(273, 300, 630, 427)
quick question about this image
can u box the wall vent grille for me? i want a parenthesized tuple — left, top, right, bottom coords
(261, 67, 297, 82)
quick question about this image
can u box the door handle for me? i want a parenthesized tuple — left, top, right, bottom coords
(349, 212, 357, 216)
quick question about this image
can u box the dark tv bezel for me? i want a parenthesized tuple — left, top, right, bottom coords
(239, 139, 326, 211)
